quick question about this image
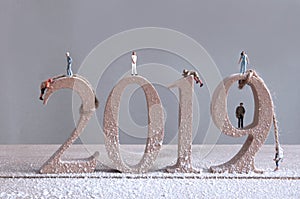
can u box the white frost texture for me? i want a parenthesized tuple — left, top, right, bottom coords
(0, 145, 299, 198)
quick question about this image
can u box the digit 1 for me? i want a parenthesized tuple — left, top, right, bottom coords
(166, 75, 199, 173)
(103, 76, 164, 173)
(40, 75, 99, 174)
(210, 72, 273, 173)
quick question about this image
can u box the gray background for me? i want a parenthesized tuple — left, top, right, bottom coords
(0, 0, 299, 144)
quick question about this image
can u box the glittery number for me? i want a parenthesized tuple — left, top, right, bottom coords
(210, 74, 273, 173)
(103, 76, 164, 173)
(166, 76, 198, 172)
(40, 76, 99, 174)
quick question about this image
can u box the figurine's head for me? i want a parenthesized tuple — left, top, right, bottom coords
(66, 52, 70, 56)
(132, 51, 136, 55)
(240, 102, 243, 106)
(241, 51, 245, 56)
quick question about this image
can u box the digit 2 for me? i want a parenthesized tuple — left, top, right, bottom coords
(40, 75, 99, 174)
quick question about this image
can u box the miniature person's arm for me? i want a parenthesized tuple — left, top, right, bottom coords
(238, 56, 242, 64)
(46, 81, 53, 89)
(131, 56, 135, 64)
(68, 57, 72, 65)
(273, 152, 278, 161)
(278, 147, 284, 159)
(246, 56, 249, 64)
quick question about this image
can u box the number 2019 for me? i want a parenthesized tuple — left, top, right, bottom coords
(40, 71, 274, 174)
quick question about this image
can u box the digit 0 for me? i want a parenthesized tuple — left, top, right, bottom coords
(103, 76, 164, 173)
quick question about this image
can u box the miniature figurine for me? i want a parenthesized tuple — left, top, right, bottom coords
(182, 69, 203, 87)
(235, 102, 245, 129)
(131, 51, 138, 76)
(191, 71, 204, 87)
(39, 78, 53, 100)
(66, 51, 73, 77)
(274, 145, 284, 171)
(238, 51, 249, 75)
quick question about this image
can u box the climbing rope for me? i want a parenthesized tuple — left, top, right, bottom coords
(273, 114, 280, 149)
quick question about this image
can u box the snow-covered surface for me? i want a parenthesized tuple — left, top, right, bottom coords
(0, 145, 299, 198)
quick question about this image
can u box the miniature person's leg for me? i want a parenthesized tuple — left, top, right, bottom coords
(133, 64, 137, 75)
(274, 161, 279, 171)
(243, 62, 247, 74)
(197, 78, 203, 87)
(131, 64, 136, 75)
(67, 67, 70, 76)
(193, 76, 203, 87)
(131, 64, 134, 75)
(240, 63, 246, 74)
(67, 66, 73, 77)
(40, 88, 45, 100)
(238, 118, 241, 128)
(198, 78, 203, 85)
(241, 116, 244, 129)
(39, 92, 43, 100)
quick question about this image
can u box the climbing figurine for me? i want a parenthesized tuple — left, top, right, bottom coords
(238, 50, 249, 75)
(66, 51, 73, 77)
(39, 78, 53, 100)
(182, 69, 203, 87)
(274, 145, 284, 171)
(131, 51, 138, 76)
(235, 102, 245, 129)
